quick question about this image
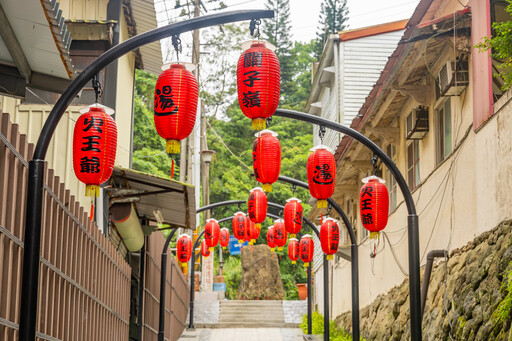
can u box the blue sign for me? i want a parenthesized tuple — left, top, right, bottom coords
(228, 236, 248, 255)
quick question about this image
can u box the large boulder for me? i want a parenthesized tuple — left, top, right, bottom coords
(238, 244, 284, 300)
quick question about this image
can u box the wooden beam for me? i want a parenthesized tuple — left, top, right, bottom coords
(365, 127, 400, 143)
(0, 3, 31, 81)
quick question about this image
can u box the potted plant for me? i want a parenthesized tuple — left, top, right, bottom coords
(297, 283, 307, 300)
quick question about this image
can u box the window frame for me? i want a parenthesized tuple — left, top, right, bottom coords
(386, 144, 398, 212)
(406, 116, 420, 191)
(435, 98, 453, 164)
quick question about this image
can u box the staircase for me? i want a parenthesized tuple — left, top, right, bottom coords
(214, 300, 297, 328)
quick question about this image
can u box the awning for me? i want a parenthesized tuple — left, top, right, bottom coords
(109, 167, 196, 230)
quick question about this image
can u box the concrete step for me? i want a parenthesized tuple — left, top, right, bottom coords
(194, 322, 301, 329)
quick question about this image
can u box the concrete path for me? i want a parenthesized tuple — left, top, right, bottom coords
(179, 327, 304, 341)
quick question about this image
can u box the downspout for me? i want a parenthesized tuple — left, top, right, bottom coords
(137, 235, 146, 340)
(421, 249, 448, 318)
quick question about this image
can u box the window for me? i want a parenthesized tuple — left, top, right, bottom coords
(407, 136, 420, 190)
(386, 144, 398, 212)
(436, 99, 452, 163)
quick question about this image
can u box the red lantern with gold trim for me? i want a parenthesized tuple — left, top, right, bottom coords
(288, 238, 300, 264)
(284, 197, 303, 238)
(320, 218, 340, 260)
(267, 225, 276, 252)
(177, 234, 192, 273)
(243, 215, 253, 244)
(237, 41, 280, 130)
(73, 104, 117, 197)
(205, 218, 220, 251)
(232, 211, 247, 244)
(300, 234, 314, 268)
(201, 239, 210, 257)
(220, 228, 230, 250)
(252, 130, 281, 192)
(248, 187, 267, 228)
(273, 219, 287, 251)
(307, 145, 336, 209)
(247, 217, 260, 244)
(154, 64, 198, 154)
(360, 176, 389, 239)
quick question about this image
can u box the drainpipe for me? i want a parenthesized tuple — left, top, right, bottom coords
(421, 250, 448, 318)
(137, 236, 146, 340)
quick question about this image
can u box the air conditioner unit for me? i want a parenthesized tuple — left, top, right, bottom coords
(406, 107, 429, 140)
(437, 60, 469, 96)
(339, 223, 351, 248)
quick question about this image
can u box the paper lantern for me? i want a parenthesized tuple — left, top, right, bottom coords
(284, 197, 303, 238)
(288, 238, 300, 264)
(320, 218, 340, 260)
(73, 104, 117, 197)
(267, 225, 276, 252)
(247, 217, 260, 244)
(154, 64, 198, 154)
(273, 219, 287, 251)
(201, 239, 210, 257)
(307, 145, 336, 208)
(243, 215, 253, 244)
(237, 41, 280, 130)
(205, 218, 220, 251)
(360, 176, 389, 239)
(247, 187, 267, 228)
(220, 228, 230, 250)
(252, 130, 281, 192)
(177, 234, 192, 273)
(300, 235, 314, 268)
(232, 212, 247, 244)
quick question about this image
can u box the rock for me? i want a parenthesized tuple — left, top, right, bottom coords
(238, 244, 284, 300)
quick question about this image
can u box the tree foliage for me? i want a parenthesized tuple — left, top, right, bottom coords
(315, 0, 349, 58)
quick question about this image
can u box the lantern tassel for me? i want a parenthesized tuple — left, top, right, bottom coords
(251, 118, 266, 130)
(182, 263, 188, 274)
(170, 158, 175, 179)
(326, 254, 333, 261)
(370, 232, 380, 240)
(262, 183, 272, 192)
(85, 185, 100, 197)
(89, 199, 94, 222)
(166, 140, 180, 154)
(317, 200, 328, 208)
(304, 262, 309, 268)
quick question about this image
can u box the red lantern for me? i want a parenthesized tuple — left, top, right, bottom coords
(232, 212, 247, 244)
(307, 145, 336, 208)
(252, 130, 281, 192)
(247, 217, 260, 244)
(267, 225, 276, 252)
(284, 197, 303, 238)
(201, 239, 210, 257)
(237, 41, 280, 130)
(205, 218, 220, 251)
(243, 215, 253, 244)
(360, 176, 389, 239)
(273, 219, 287, 251)
(154, 64, 198, 154)
(177, 234, 192, 273)
(220, 228, 230, 250)
(300, 235, 314, 268)
(248, 187, 268, 228)
(320, 218, 340, 260)
(288, 238, 300, 264)
(73, 104, 117, 197)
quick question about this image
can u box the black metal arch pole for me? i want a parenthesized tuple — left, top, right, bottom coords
(19, 9, 274, 341)
(158, 228, 179, 341)
(188, 229, 205, 329)
(275, 109, 421, 340)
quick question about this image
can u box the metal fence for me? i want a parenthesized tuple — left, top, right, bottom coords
(143, 233, 190, 341)
(0, 112, 132, 340)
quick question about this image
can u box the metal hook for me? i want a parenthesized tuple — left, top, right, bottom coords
(292, 184, 296, 194)
(319, 126, 326, 144)
(249, 19, 261, 38)
(371, 154, 379, 175)
(92, 74, 102, 103)
(266, 116, 272, 127)
(238, 203, 242, 211)
(172, 34, 182, 61)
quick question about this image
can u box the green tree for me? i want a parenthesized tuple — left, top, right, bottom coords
(315, 0, 349, 59)
(262, 0, 294, 101)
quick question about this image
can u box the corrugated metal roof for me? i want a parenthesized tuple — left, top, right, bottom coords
(0, 0, 74, 79)
(110, 167, 196, 229)
(130, 0, 163, 75)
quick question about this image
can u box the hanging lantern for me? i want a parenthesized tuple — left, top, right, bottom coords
(247, 187, 267, 228)
(267, 225, 276, 252)
(243, 215, 253, 244)
(273, 219, 287, 251)
(177, 234, 192, 273)
(154, 64, 198, 154)
(300, 234, 314, 268)
(201, 239, 210, 257)
(232, 211, 247, 244)
(252, 130, 281, 192)
(307, 145, 336, 208)
(220, 228, 230, 250)
(237, 41, 280, 130)
(73, 104, 117, 197)
(247, 217, 260, 244)
(288, 238, 300, 264)
(284, 197, 303, 238)
(205, 218, 220, 251)
(360, 176, 389, 239)
(320, 218, 340, 260)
